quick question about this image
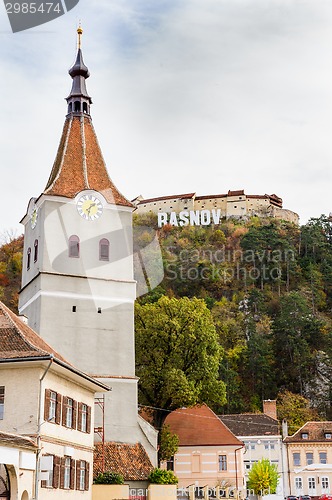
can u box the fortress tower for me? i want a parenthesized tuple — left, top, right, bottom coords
(18, 29, 157, 464)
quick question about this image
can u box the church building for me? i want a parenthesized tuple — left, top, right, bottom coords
(18, 28, 157, 466)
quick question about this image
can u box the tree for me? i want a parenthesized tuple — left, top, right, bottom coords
(247, 459, 279, 497)
(159, 425, 179, 462)
(277, 390, 319, 435)
(135, 296, 226, 429)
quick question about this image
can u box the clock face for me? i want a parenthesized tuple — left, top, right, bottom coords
(77, 194, 103, 221)
(30, 208, 38, 229)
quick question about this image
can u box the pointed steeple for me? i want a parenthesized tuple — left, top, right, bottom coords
(44, 29, 132, 208)
(66, 26, 92, 115)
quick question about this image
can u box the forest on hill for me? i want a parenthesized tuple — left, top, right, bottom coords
(134, 213, 332, 423)
(1, 213, 332, 428)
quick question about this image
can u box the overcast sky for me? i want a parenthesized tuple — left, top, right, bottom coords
(0, 0, 332, 236)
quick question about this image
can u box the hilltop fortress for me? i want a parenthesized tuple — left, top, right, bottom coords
(133, 190, 299, 226)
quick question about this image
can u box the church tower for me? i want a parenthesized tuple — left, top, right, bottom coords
(19, 29, 157, 463)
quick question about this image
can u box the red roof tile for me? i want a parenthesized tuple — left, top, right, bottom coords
(0, 302, 68, 362)
(138, 193, 196, 204)
(94, 442, 153, 481)
(285, 422, 332, 443)
(44, 116, 132, 207)
(165, 404, 243, 447)
(0, 431, 37, 450)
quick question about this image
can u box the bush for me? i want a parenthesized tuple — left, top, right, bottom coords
(94, 471, 124, 485)
(148, 468, 178, 485)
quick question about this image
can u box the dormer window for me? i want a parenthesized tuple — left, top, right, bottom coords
(325, 432, 332, 439)
(69, 235, 80, 258)
(301, 432, 309, 439)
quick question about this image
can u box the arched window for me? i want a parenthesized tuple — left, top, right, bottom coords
(69, 235, 80, 258)
(74, 101, 81, 112)
(27, 248, 31, 270)
(99, 238, 109, 261)
(34, 239, 38, 262)
(83, 102, 88, 113)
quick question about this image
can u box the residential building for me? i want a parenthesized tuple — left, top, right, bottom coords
(17, 28, 157, 465)
(220, 400, 285, 498)
(163, 404, 245, 493)
(0, 300, 109, 499)
(0, 432, 37, 500)
(284, 421, 332, 497)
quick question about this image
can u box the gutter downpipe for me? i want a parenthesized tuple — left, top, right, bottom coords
(235, 445, 244, 500)
(35, 356, 54, 500)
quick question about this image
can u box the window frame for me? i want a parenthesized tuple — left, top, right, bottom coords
(218, 455, 227, 472)
(322, 477, 329, 490)
(99, 238, 110, 261)
(319, 451, 327, 464)
(295, 477, 303, 490)
(293, 452, 301, 466)
(308, 477, 316, 490)
(306, 452, 314, 465)
(0, 386, 4, 420)
(68, 235, 80, 258)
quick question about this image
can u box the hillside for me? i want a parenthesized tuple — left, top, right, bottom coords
(134, 213, 332, 418)
(2, 213, 332, 420)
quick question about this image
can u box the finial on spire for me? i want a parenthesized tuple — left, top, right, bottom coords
(77, 23, 83, 49)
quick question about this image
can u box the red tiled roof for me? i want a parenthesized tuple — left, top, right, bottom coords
(285, 422, 332, 443)
(44, 116, 132, 207)
(0, 302, 68, 362)
(94, 442, 153, 481)
(165, 404, 243, 447)
(0, 431, 37, 450)
(138, 193, 196, 204)
(228, 190, 245, 196)
(196, 194, 227, 200)
(220, 414, 279, 436)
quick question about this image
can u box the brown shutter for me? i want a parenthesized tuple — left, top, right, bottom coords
(55, 393, 62, 425)
(59, 457, 65, 489)
(72, 400, 77, 429)
(62, 396, 67, 426)
(70, 459, 75, 490)
(86, 406, 91, 434)
(44, 389, 51, 422)
(76, 460, 80, 490)
(53, 456, 61, 489)
(85, 461, 90, 491)
(77, 402, 83, 431)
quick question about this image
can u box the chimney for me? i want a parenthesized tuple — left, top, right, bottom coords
(263, 399, 277, 420)
(282, 419, 288, 438)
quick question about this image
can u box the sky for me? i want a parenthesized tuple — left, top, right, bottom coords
(0, 0, 332, 237)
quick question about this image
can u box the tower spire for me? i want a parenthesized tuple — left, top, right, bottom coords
(66, 26, 92, 115)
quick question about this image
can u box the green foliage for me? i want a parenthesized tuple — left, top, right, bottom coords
(93, 472, 124, 485)
(247, 459, 279, 496)
(135, 296, 226, 428)
(159, 425, 179, 462)
(148, 468, 178, 485)
(277, 390, 320, 435)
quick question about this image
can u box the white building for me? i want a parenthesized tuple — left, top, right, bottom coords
(18, 29, 157, 466)
(220, 401, 286, 498)
(0, 300, 109, 500)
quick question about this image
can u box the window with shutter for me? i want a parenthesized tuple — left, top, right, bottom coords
(63, 457, 71, 489)
(86, 406, 91, 433)
(70, 459, 75, 490)
(55, 393, 62, 424)
(85, 461, 90, 491)
(45, 389, 59, 423)
(53, 456, 61, 489)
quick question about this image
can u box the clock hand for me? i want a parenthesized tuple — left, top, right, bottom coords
(86, 202, 96, 215)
